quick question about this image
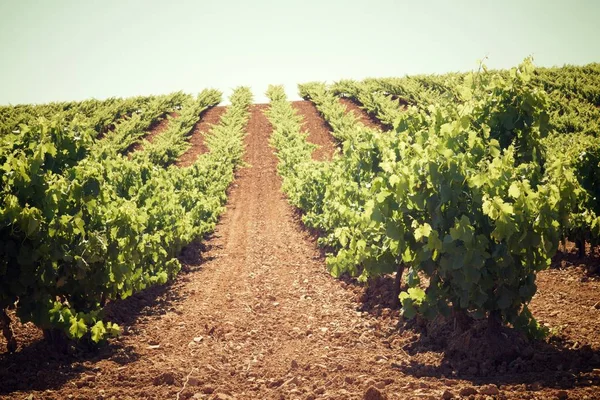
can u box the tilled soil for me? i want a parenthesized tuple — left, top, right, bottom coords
(339, 98, 387, 132)
(128, 112, 178, 154)
(177, 106, 227, 167)
(291, 101, 338, 161)
(1, 105, 600, 399)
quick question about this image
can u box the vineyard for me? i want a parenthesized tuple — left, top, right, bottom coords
(1, 60, 600, 399)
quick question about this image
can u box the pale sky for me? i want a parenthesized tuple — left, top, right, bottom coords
(0, 0, 599, 105)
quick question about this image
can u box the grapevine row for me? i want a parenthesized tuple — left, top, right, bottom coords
(0, 87, 251, 347)
(332, 65, 600, 256)
(277, 60, 579, 337)
(0, 93, 185, 138)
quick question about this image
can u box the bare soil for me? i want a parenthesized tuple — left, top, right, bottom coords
(128, 112, 178, 154)
(339, 98, 388, 132)
(1, 106, 600, 399)
(177, 106, 227, 167)
(97, 112, 134, 140)
(291, 101, 338, 161)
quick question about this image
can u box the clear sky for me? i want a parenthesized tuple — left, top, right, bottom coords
(0, 0, 599, 105)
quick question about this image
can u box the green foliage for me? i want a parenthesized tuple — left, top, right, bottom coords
(264, 85, 329, 217)
(0, 87, 250, 342)
(334, 61, 600, 255)
(0, 93, 189, 139)
(283, 59, 587, 338)
(544, 133, 600, 246)
(331, 79, 404, 128)
(131, 89, 222, 166)
(90, 92, 191, 160)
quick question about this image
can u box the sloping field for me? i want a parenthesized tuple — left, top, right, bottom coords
(1, 62, 600, 399)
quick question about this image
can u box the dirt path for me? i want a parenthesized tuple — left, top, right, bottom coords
(2, 105, 600, 400)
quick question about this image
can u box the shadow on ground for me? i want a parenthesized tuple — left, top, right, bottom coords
(552, 246, 600, 276)
(0, 239, 209, 395)
(260, 198, 600, 393)
(395, 318, 600, 391)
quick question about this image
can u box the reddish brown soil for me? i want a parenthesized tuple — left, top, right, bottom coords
(544, 242, 600, 346)
(339, 98, 388, 132)
(389, 95, 411, 108)
(2, 106, 600, 399)
(97, 112, 134, 140)
(128, 112, 178, 154)
(96, 120, 118, 140)
(291, 101, 338, 161)
(177, 106, 227, 167)
(555, 240, 600, 272)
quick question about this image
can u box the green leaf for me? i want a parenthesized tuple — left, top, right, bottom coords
(508, 182, 521, 199)
(91, 321, 106, 343)
(26, 218, 39, 236)
(426, 230, 442, 252)
(496, 287, 514, 310)
(107, 322, 121, 337)
(389, 174, 400, 187)
(414, 223, 432, 241)
(376, 190, 391, 203)
(385, 221, 402, 240)
(407, 287, 426, 302)
(69, 317, 88, 339)
(401, 301, 417, 319)
(356, 239, 366, 251)
(73, 217, 85, 236)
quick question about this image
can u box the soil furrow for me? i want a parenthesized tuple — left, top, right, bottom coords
(339, 98, 388, 132)
(177, 106, 227, 167)
(291, 100, 338, 161)
(128, 111, 178, 154)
